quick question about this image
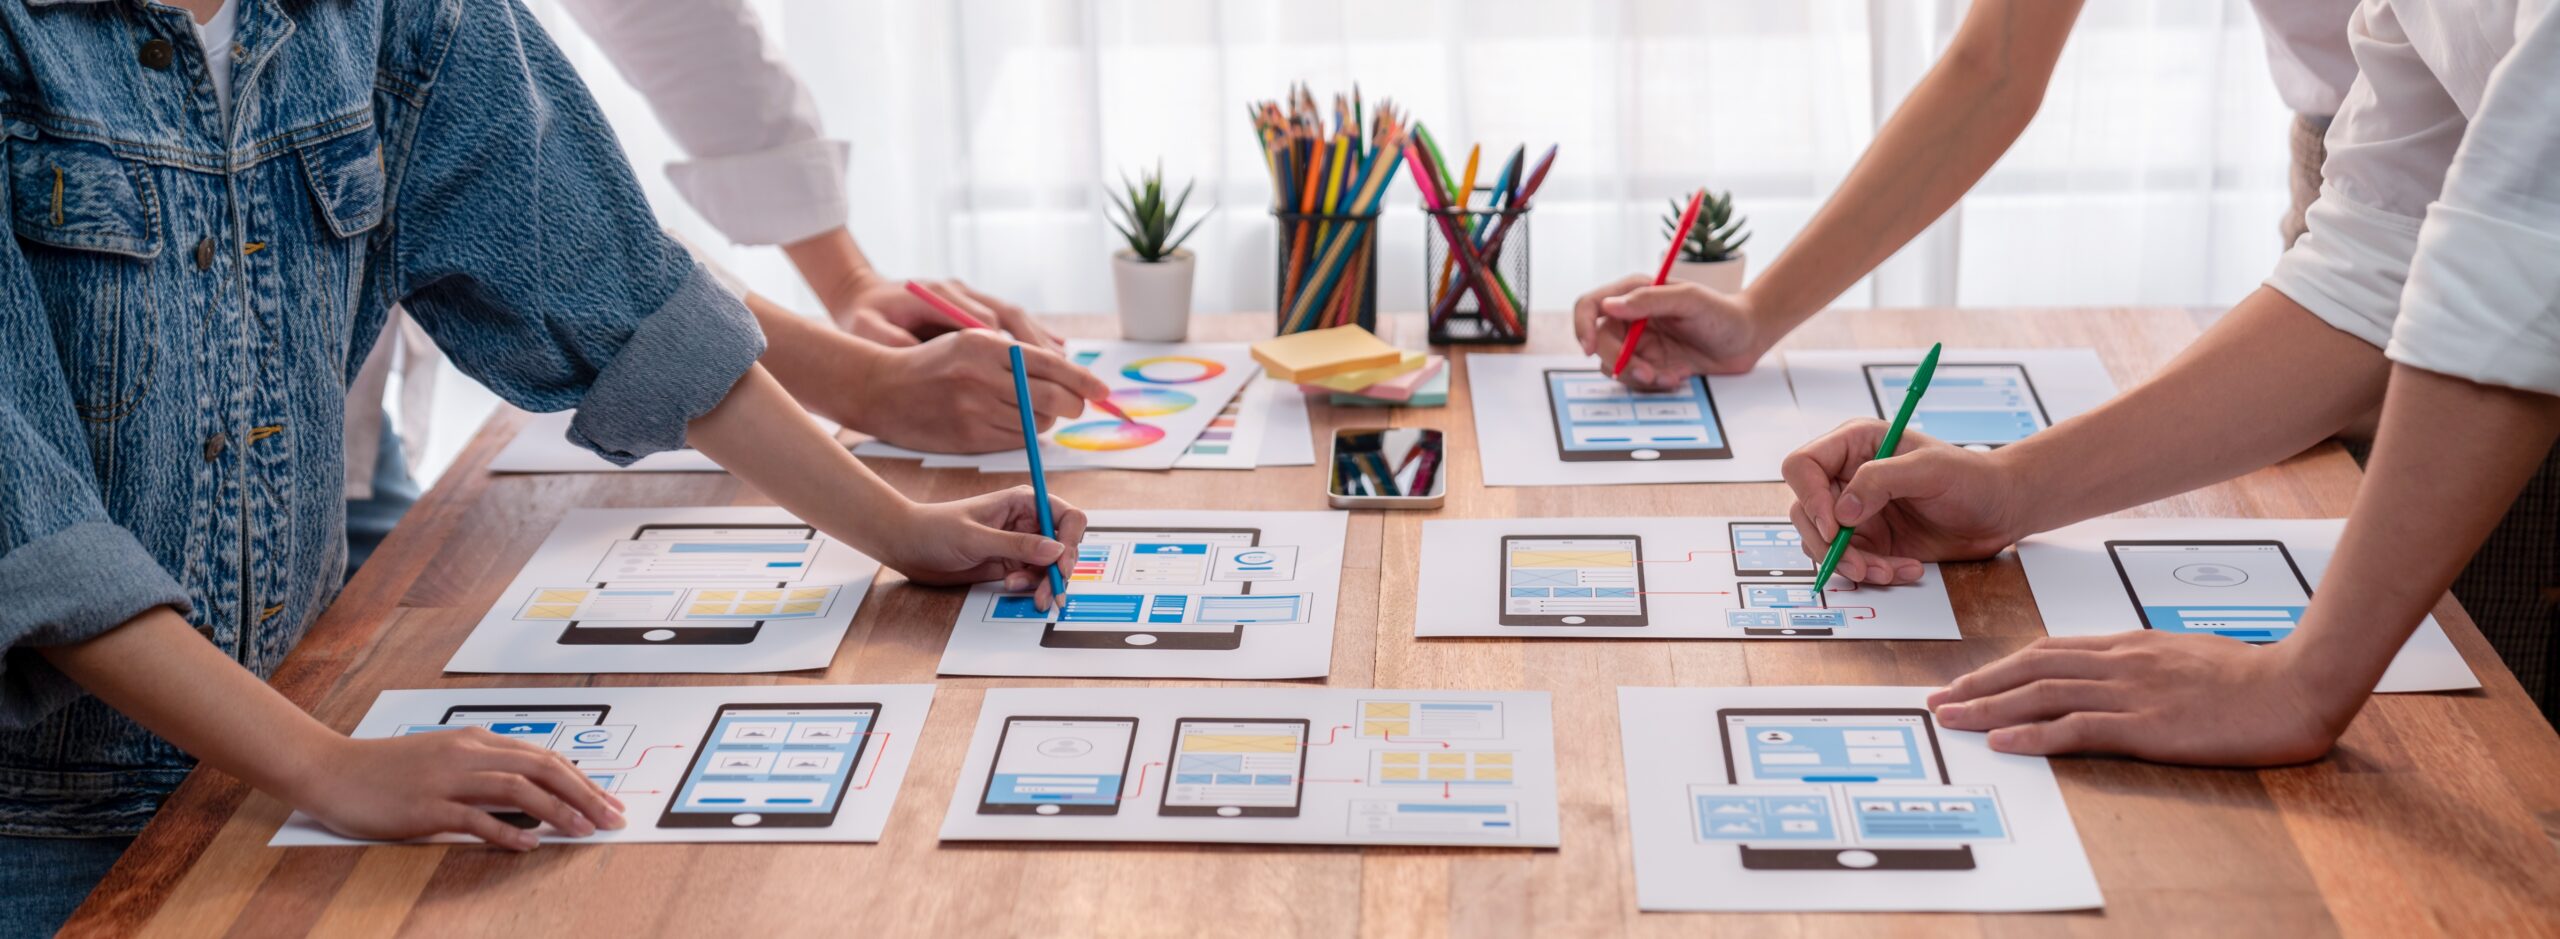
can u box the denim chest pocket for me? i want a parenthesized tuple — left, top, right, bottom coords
(8, 132, 167, 422)
(296, 128, 385, 239)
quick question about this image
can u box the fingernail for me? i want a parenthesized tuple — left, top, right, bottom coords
(572, 818, 596, 837)
(515, 832, 539, 851)
(1986, 728, 2020, 751)
(1934, 702, 1967, 723)
(1037, 540, 1065, 562)
(1835, 493, 1865, 522)
(603, 810, 627, 830)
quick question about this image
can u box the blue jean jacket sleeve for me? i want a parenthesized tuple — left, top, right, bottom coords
(0, 140, 192, 728)
(380, 0, 763, 465)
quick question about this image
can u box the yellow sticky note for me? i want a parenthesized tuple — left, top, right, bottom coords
(1307, 351, 1427, 392)
(687, 603, 726, 615)
(1381, 752, 1420, 765)
(1362, 721, 1406, 737)
(525, 604, 576, 619)
(695, 590, 737, 601)
(534, 588, 585, 604)
(1477, 752, 1513, 765)
(1428, 752, 1466, 765)
(1427, 767, 1466, 780)
(1251, 325, 1402, 382)
(788, 588, 828, 600)
(1364, 702, 1412, 719)
(781, 600, 821, 614)
(1476, 767, 1513, 782)
(1383, 767, 1421, 781)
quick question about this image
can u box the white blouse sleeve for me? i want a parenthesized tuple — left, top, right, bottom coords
(2387, 2, 2560, 397)
(558, 0, 850, 246)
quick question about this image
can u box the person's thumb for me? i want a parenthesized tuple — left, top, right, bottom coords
(1834, 450, 1951, 527)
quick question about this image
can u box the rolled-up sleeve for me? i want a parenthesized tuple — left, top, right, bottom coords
(385, 0, 764, 466)
(2387, 5, 2560, 397)
(558, 0, 849, 246)
(0, 140, 190, 725)
(2262, 0, 2465, 348)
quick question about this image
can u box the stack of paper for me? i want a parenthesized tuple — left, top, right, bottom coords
(1324, 354, 1446, 405)
(1251, 325, 1402, 382)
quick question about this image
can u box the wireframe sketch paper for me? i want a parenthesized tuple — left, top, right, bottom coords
(1415, 517, 1961, 640)
(1619, 685, 2102, 912)
(1785, 348, 2117, 449)
(444, 507, 879, 674)
(860, 340, 1261, 471)
(272, 684, 933, 846)
(939, 687, 1560, 848)
(1465, 354, 1815, 486)
(938, 511, 1348, 679)
(2018, 517, 2478, 693)
(489, 410, 845, 473)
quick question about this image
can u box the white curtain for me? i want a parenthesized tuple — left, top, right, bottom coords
(542, 0, 2296, 317)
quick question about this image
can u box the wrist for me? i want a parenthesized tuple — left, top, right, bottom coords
(267, 723, 354, 806)
(1980, 445, 2057, 544)
(781, 228, 883, 318)
(2265, 636, 2370, 737)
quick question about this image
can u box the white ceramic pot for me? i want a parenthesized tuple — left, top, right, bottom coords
(1666, 251, 1747, 293)
(1112, 248, 1195, 341)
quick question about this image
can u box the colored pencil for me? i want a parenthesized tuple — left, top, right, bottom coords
(1611, 188, 1706, 378)
(1009, 344, 1068, 598)
(1432, 144, 1483, 304)
(1428, 144, 1556, 325)
(1812, 343, 1945, 590)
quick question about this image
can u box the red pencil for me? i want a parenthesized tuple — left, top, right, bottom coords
(903, 281, 1137, 424)
(1611, 188, 1706, 378)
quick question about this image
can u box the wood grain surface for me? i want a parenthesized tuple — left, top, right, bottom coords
(64, 310, 2560, 938)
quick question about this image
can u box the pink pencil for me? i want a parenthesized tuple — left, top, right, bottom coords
(903, 281, 1136, 424)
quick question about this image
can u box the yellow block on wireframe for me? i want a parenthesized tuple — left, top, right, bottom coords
(1305, 351, 1427, 392)
(1251, 325, 1402, 382)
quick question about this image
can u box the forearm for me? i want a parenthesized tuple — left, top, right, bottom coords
(2290, 366, 2560, 700)
(38, 607, 342, 799)
(1747, 0, 2082, 332)
(744, 290, 885, 416)
(685, 363, 916, 556)
(1996, 289, 2391, 533)
(783, 228, 885, 330)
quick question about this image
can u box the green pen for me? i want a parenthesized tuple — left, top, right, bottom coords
(1811, 342, 1944, 592)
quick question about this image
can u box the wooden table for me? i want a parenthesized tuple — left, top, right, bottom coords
(68, 311, 2560, 937)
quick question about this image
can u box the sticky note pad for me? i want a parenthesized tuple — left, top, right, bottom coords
(1252, 325, 1402, 382)
(1306, 351, 1428, 392)
(1332, 362, 1450, 407)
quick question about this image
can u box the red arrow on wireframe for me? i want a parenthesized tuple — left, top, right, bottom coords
(1128, 761, 1166, 798)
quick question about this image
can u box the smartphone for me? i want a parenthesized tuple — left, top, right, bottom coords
(977, 716, 1141, 816)
(1160, 717, 1310, 818)
(562, 523, 820, 645)
(437, 705, 611, 829)
(2106, 540, 2314, 643)
(1498, 535, 1647, 627)
(1728, 522, 1816, 578)
(658, 702, 879, 828)
(1544, 370, 1731, 462)
(1863, 362, 2050, 450)
(1037, 528, 1261, 650)
(1716, 707, 1972, 870)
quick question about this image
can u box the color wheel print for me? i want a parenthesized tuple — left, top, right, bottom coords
(1120, 356, 1227, 385)
(1107, 387, 1196, 417)
(1054, 421, 1167, 451)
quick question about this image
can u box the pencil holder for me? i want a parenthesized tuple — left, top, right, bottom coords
(1272, 210, 1380, 335)
(1424, 193, 1531, 345)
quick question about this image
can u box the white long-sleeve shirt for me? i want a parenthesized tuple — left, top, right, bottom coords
(557, 0, 850, 246)
(2263, 0, 2560, 398)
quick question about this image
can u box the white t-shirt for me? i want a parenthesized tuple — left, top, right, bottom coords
(2248, 0, 2361, 117)
(193, 0, 238, 113)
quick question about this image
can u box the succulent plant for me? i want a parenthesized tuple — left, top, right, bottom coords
(1109, 163, 1209, 263)
(1664, 189, 1749, 263)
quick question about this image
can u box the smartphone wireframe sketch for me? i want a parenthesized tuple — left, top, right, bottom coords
(1728, 522, 1817, 578)
(977, 716, 1141, 816)
(1159, 717, 1310, 818)
(1545, 370, 1732, 462)
(1735, 582, 1831, 637)
(1037, 527, 1260, 650)
(560, 523, 819, 646)
(1498, 535, 1648, 627)
(658, 701, 880, 828)
(1716, 707, 1973, 870)
(1862, 362, 2050, 450)
(437, 705, 610, 827)
(2106, 539, 2313, 644)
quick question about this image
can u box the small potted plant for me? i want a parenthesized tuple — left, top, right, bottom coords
(1108, 163, 1208, 341)
(1664, 188, 1750, 292)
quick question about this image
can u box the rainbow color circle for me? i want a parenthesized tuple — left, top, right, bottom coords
(1054, 420, 1167, 451)
(1106, 388, 1196, 417)
(1120, 356, 1227, 385)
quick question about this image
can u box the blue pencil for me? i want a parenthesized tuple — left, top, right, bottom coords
(1009, 345, 1068, 597)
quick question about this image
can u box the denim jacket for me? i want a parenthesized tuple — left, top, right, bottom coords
(0, 0, 764, 836)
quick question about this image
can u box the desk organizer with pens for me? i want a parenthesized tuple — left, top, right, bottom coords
(1273, 209, 1380, 335)
(1329, 427, 1447, 509)
(1424, 190, 1531, 345)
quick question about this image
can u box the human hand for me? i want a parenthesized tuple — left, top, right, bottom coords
(877, 486, 1087, 609)
(1781, 420, 2026, 585)
(1571, 275, 1766, 386)
(1927, 632, 2354, 766)
(838, 276, 1062, 354)
(288, 729, 626, 850)
(824, 329, 1112, 454)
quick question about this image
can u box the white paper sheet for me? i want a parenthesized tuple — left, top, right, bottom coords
(859, 340, 1260, 471)
(2018, 517, 2479, 693)
(1415, 517, 1961, 640)
(1258, 382, 1318, 466)
(937, 510, 1348, 678)
(1619, 685, 2102, 912)
(939, 687, 1560, 847)
(272, 684, 932, 846)
(445, 507, 878, 674)
(1785, 348, 2118, 449)
(1465, 354, 1815, 486)
(489, 410, 845, 473)
(1169, 377, 1273, 469)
